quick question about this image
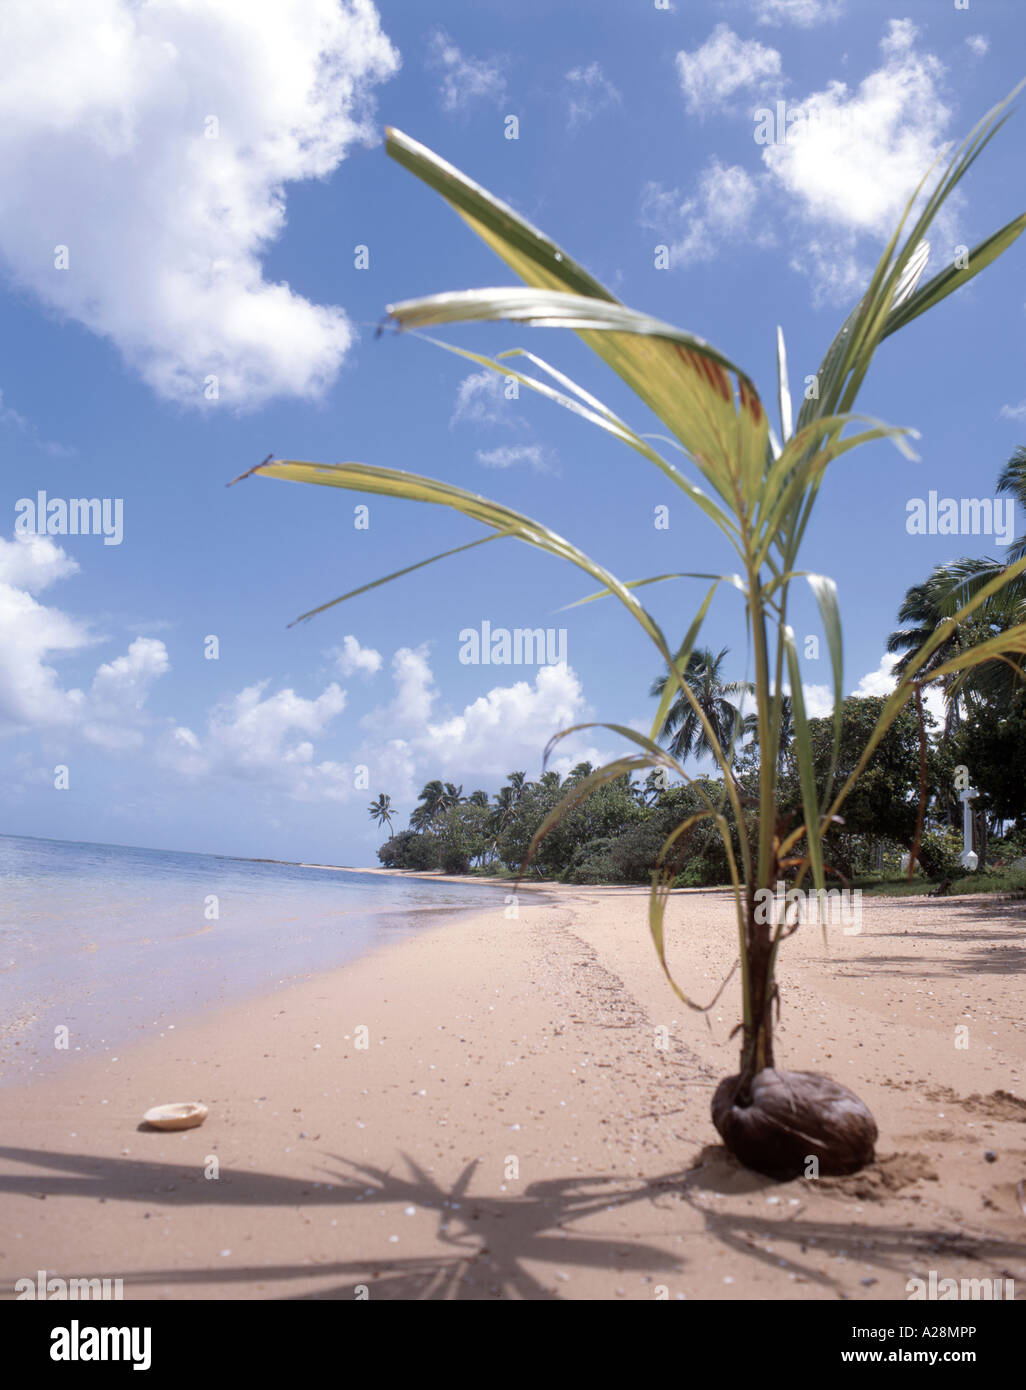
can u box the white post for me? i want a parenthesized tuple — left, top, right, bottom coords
(959, 788, 979, 871)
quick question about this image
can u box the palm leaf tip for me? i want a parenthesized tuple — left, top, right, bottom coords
(228, 454, 274, 487)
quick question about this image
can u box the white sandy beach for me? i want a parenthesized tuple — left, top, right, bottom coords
(0, 882, 1023, 1300)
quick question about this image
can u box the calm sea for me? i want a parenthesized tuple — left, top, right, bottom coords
(0, 834, 509, 1081)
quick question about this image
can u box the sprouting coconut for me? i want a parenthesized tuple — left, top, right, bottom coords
(239, 88, 1026, 1179)
(712, 1070, 876, 1180)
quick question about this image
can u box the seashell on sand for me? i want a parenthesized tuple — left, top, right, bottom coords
(142, 1102, 208, 1131)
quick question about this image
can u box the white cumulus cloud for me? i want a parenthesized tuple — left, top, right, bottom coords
(0, 537, 91, 735)
(418, 663, 593, 776)
(764, 21, 951, 238)
(366, 649, 603, 782)
(208, 682, 347, 772)
(354, 648, 608, 799)
(91, 637, 170, 710)
(0, 533, 170, 744)
(0, 0, 399, 408)
(762, 19, 955, 304)
(332, 635, 383, 677)
(364, 645, 438, 733)
(657, 21, 961, 306)
(168, 679, 353, 801)
(853, 652, 901, 700)
(84, 638, 171, 750)
(676, 24, 783, 115)
(799, 684, 835, 719)
(0, 531, 79, 592)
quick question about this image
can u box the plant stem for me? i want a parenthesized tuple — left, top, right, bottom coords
(737, 899, 775, 1098)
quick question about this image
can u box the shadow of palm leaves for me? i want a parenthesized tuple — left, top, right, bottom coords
(0, 1146, 681, 1300)
(5, 1144, 1022, 1299)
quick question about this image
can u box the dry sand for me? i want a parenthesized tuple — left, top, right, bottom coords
(1, 881, 1024, 1300)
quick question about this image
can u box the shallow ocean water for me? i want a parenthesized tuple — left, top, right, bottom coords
(0, 833, 507, 1079)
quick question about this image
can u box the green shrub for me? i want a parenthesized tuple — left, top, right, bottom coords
(672, 857, 725, 888)
(916, 828, 962, 881)
(440, 844, 471, 875)
(560, 837, 622, 884)
(377, 830, 438, 870)
(992, 826, 1026, 866)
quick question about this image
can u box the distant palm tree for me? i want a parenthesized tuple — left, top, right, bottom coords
(488, 786, 516, 843)
(507, 771, 527, 801)
(650, 647, 753, 764)
(892, 448, 1026, 689)
(410, 780, 444, 829)
(367, 793, 394, 837)
(410, 779, 465, 829)
(928, 448, 1026, 616)
(886, 573, 998, 736)
(484, 770, 529, 847)
(467, 789, 490, 808)
(997, 445, 1026, 569)
(741, 694, 794, 769)
(639, 769, 670, 805)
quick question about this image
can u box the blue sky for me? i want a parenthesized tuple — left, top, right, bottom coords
(1, 0, 1023, 863)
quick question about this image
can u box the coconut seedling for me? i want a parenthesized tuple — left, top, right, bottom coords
(236, 87, 1026, 1180)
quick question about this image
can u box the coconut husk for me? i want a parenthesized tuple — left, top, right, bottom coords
(712, 1068, 877, 1180)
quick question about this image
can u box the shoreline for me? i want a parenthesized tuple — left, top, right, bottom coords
(1, 886, 1023, 1300)
(0, 889, 516, 1090)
